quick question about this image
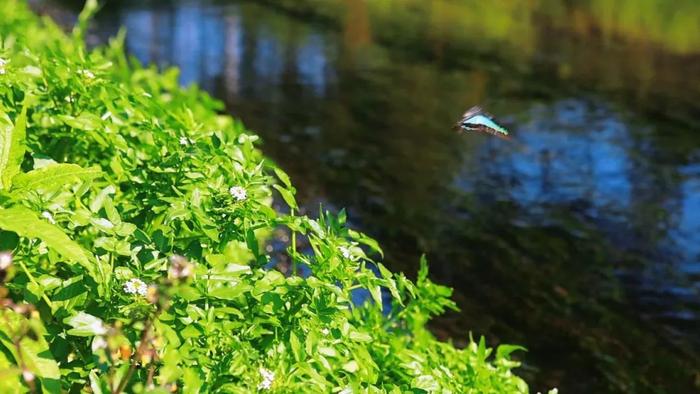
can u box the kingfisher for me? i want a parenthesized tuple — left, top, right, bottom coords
(454, 106, 510, 140)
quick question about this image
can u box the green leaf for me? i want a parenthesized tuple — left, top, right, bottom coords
(0, 206, 93, 270)
(342, 360, 359, 373)
(290, 331, 304, 362)
(73, 0, 99, 41)
(11, 163, 102, 194)
(182, 368, 202, 394)
(0, 310, 61, 392)
(245, 228, 260, 261)
(0, 351, 22, 392)
(348, 331, 373, 343)
(272, 184, 298, 210)
(477, 336, 487, 362)
(209, 284, 249, 300)
(369, 284, 382, 310)
(57, 114, 102, 131)
(412, 375, 439, 391)
(378, 263, 403, 305)
(273, 167, 292, 188)
(89, 370, 109, 394)
(349, 229, 384, 258)
(89, 185, 117, 213)
(19, 336, 61, 391)
(0, 102, 28, 190)
(496, 344, 527, 359)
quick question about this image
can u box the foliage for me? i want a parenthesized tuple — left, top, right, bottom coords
(0, 0, 536, 392)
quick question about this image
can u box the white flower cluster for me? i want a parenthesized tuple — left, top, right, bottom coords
(229, 186, 247, 201)
(78, 69, 95, 79)
(339, 245, 361, 261)
(179, 136, 191, 145)
(123, 278, 148, 296)
(257, 367, 275, 391)
(0, 58, 7, 75)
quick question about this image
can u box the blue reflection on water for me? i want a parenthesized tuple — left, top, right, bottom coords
(677, 175, 700, 273)
(296, 34, 329, 95)
(473, 101, 633, 212)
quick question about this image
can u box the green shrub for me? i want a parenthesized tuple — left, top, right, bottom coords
(0, 1, 534, 392)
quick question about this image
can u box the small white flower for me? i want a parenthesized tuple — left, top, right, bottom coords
(123, 278, 148, 297)
(0, 252, 12, 270)
(321, 328, 330, 336)
(229, 186, 247, 201)
(257, 367, 275, 390)
(41, 211, 56, 224)
(179, 137, 190, 145)
(91, 336, 107, 351)
(0, 58, 7, 75)
(88, 320, 108, 336)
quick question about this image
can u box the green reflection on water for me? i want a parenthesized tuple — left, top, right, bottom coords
(264, 0, 700, 54)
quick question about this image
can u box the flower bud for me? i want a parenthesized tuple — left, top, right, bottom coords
(0, 251, 12, 270)
(22, 370, 35, 383)
(0, 251, 11, 283)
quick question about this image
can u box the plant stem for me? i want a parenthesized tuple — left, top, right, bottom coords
(17, 260, 54, 311)
(146, 364, 156, 388)
(113, 317, 155, 394)
(291, 208, 297, 275)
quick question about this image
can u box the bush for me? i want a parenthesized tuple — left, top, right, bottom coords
(0, 1, 531, 392)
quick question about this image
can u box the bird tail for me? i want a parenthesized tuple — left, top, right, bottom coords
(478, 126, 511, 141)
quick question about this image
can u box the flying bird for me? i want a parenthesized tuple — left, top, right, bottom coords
(454, 106, 510, 140)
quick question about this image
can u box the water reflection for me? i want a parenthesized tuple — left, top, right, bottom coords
(43, 0, 700, 391)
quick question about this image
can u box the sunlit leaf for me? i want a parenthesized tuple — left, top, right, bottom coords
(0, 206, 93, 270)
(0, 102, 27, 189)
(272, 184, 298, 210)
(11, 163, 102, 194)
(64, 312, 107, 337)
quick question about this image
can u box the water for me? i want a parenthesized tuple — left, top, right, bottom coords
(38, 0, 700, 392)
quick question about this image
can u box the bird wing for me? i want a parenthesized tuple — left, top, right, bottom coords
(461, 106, 484, 120)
